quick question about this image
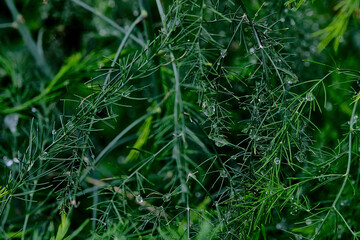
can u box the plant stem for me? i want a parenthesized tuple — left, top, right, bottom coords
(103, 11, 147, 87)
(4, 0, 52, 78)
(0, 22, 15, 28)
(71, 0, 145, 46)
(312, 100, 358, 239)
(155, 0, 187, 192)
(138, 0, 161, 97)
(155, 0, 189, 237)
(238, 0, 269, 80)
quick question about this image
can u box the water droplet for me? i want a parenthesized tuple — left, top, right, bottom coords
(211, 136, 228, 147)
(202, 101, 215, 117)
(3, 157, 13, 167)
(122, 91, 130, 97)
(306, 10, 314, 17)
(305, 92, 314, 101)
(220, 49, 227, 58)
(52, 130, 56, 135)
(13, 157, 19, 163)
(249, 48, 255, 54)
(242, 127, 249, 133)
(27, 162, 34, 171)
(83, 156, 90, 165)
(306, 219, 312, 225)
(4, 114, 19, 133)
(295, 152, 304, 162)
(274, 157, 280, 165)
(162, 193, 171, 202)
(99, 29, 106, 36)
(220, 169, 227, 178)
(280, 17, 285, 22)
(215, 141, 224, 147)
(136, 195, 143, 204)
(325, 102, 333, 111)
(353, 115, 358, 123)
(318, 175, 325, 182)
(31, 107, 37, 113)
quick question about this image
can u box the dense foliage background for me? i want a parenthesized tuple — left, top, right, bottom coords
(1, 0, 360, 239)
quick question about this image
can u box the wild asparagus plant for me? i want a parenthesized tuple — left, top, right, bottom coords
(0, 0, 359, 239)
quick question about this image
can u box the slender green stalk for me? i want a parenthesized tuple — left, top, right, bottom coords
(69, 13, 147, 222)
(4, 0, 52, 78)
(238, 0, 268, 80)
(138, 0, 161, 97)
(0, 22, 15, 29)
(103, 12, 147, 87)
(71, 0, 144, 46)
(311, 101, 358, 239)
(2, 1, 360, 239)
(155, 0, 189, 237)
(21, 181, 36, 240)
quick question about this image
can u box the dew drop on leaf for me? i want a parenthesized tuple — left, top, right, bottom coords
(202, 101, 215, 117)
(353, 115, 358, 123)
(214, 137, 227, 147)
(162, 193, 171, 202)
(3, 157, 13, 167)
(220, 169, 228, 178)
(136, 195, 143, 204)
(4, 114, 19, 133)
(305, 92, 314, 101)
(220, 49, 227, 58)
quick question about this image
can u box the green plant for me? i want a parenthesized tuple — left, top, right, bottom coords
(1, 0, 360, 239)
